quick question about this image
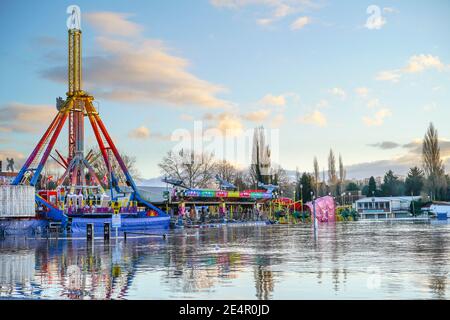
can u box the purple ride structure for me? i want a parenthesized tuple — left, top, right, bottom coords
(8, 7, 169, 235)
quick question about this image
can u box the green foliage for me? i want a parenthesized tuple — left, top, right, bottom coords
(339, 208, 359, 221)
(297, 173, 314, 202)
(365, 176, 380, 196)
(346, 182, 359, 192)
(381, 170, 405, 196)
(409, 200, 424, 216)
(405, 167, 424, 196)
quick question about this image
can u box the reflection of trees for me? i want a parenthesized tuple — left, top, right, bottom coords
(5, 223, 450, 299)
(254, 261, 274, 300)
(163, 227, 282, 296)
(428, 229, 447, 299)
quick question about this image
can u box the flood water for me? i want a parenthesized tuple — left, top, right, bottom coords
(1, 222, 450, 300)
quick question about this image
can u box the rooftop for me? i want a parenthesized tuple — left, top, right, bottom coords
(356, 196, 422, 203)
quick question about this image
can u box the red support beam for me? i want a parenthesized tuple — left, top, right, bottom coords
(30, 112, 69, 186)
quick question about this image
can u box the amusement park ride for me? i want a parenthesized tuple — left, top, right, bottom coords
(10, 6, 169, 233)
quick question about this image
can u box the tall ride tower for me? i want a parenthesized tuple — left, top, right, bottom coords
(12, 6, 155, 211)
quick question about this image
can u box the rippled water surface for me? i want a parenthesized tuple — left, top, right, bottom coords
(1, 222, 450, 299)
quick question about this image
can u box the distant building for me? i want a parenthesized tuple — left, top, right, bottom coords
(422, 202, 450, 219)
(354, 196, 421, 219)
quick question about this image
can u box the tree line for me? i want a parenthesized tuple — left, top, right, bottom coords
(157, 122, 449, 203)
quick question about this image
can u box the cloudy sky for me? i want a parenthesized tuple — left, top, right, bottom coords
(1, 0, 450, 179)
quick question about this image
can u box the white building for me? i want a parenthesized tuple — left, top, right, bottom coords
(354, 196, 421, 220)
(422, 202, 450, 219)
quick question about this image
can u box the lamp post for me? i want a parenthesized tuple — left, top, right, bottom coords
(311, 191, 317, 237)
(300, 184, 303, 211)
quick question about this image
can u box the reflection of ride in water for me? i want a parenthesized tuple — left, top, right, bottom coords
(0, 226, 281, 299)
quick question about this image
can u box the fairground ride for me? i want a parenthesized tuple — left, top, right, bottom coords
(11, 7, 169, 233)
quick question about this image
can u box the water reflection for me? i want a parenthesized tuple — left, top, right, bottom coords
(1, 222, 450, 299)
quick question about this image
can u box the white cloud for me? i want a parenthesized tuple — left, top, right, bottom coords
(404, 54, 445, 73)
(259, 94, 286, 107)
(298, 110, 327, 127)
(367, 98, 380, 109)
(355, 87, 369, 98)
(216, 112, 244, 135)
(129, 126, 150, 139)
(329, 87, 346, 99)
(0, 102, 55, 133)
(291, 16, 310, 30)
(210, 0, 321, 27)
(85, 12, 143, 37)
(316, 99, 329, 108)
(42, 12, 228, 109)
(257, 18, 274, 26)
(375, 70, 402, 83)
(243, 109, 271, 122)
(363, 108, 392, 127)
(270, 113, 285, 128)
(376, 54, 448, 83)
(383, 7, 397, 14)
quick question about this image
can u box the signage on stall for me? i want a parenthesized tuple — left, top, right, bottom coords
(112, 213, 121, 228)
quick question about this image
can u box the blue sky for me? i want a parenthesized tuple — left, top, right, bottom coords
(1, 0, 450, 179)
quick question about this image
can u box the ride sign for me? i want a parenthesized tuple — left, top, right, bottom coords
(112, 213, 122, 228)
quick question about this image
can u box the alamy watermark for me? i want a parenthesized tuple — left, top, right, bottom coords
(170, 121, 280, 167)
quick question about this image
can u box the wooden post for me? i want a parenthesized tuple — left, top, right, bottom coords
(104, 222, 110, 241)
(86, 223, 94, 241)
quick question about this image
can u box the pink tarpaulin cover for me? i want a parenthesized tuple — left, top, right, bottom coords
(304, 196, 336, 222)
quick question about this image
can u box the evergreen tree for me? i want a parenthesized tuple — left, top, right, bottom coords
(297, 173, 314, 203)
(405, 167, 424, 196)
(367, 176, 377, 196)
(346, 182, 359, 192)
(381, 170, 405, 196)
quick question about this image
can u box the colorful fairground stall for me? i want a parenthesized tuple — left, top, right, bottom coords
(169, 189, 275, 222)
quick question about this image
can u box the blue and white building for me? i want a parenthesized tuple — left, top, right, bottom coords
(354, 196, 422, 220)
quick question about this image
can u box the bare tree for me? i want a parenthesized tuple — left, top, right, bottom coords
(252, 126, 271, 184)
(272, 165, 293, 197)
(88, 146, 141, 184)
(320, 168, 327, 196)
(215, 160, 238, 183)
(313, 157, 320, 195)
(234, 169, 251, 191)
(328, 149, 337, 194)
(158, 149, 216, 188)
(338, 154, 346, 193)
(422, 123, 446, 200)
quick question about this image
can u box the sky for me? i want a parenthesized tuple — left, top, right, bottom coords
(1, 0, 450, 180)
